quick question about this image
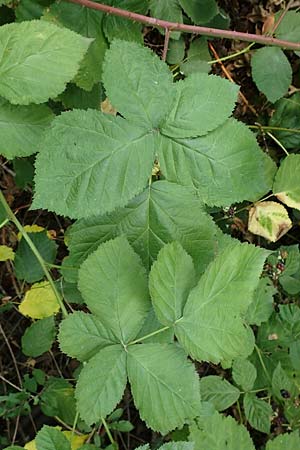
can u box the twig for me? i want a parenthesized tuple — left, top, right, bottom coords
(67, 0, 300, 51)
(162, 28, 170, 61)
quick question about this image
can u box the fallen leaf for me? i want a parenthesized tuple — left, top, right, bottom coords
(0, 245, 15, 261)
(101, 97, 117, 115)
(19, 281, 60, 319)
(248, 201, 292, 242)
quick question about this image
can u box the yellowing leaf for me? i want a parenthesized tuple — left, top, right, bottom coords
(0, 244, 15, 261)
(248, 201, 292, 242)
(24, 430, 88, 450)
(17, 224, 53, 240)
(19, 281, 60, 319)
(276, 192, 300, 211)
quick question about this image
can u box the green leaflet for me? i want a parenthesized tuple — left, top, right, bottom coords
(0, 99, 53, 159)
(103, 40, 175, 129)
(0, 20, 91, 104)
(274, 11, 300, 43)
(232, 358, 257, 392)
(40, 377, 77, 425)
(61, 181, 219, 281)
(269, 93, 300, 149)
(243, 393, 272, 434)
(78, 236, 150, 343)
(149, 242, 196, 326)
(158, 118, 276, 206)
(175, 242, 268, 363)
(251, 47, 292, 103)
(58, 311, 118, 362)
(33, 110, 155, 218)
(21, 317, 56, 357)
(199, 376, 240, 411)
(266, 431, 300, 450)
(43, 1, 108, 91)
(273, 154, 300, 210)
(36, 425, 71, 450)
(161, 74, 239, 138)
(75, 345, 127, 425)
(246, 278, 276, 326)
(178, 0, 218, 24)
(127, 343, 200, 434)
(189, 412, 255, 450)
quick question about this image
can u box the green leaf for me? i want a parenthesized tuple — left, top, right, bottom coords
(175, 242, 268, 363)
(21, 317, 56, 357)
(103, 40, 175, 128)
(127, 343, 200, 434)
(290, 340, 300, 371)
(40, 377, 76, 425)
(149, 242, 196, 326)
(269, 93, 300, 149)
(58, 311, 118, 362)
(13, 156, 35, 189)
(160, 444, 194, 450)
(189, 412, 255, 450)
(246, 278, 276, 326)
(149, 0, 183, 40)
(76, 345, 127, 425)
(43, 1, 107, 91)
(232, 358, 257, 392)
(167, 38, 185, 65)
(200, 376, 240, 411)
(273, 154, 300, 210)
(15, 0, 48, 21)
(59, 83, 102, 111)
(178, 0, 218, 24)
(0, 99, 53, 159)
(251, 47, 292, 103)
(136, 308, 174, 344)
(180, 37, 211, 76)
(161, 74, 239, 138)
(62, 181, 219, 281)
(103, 15, 142, 43)
(33, 110, 155, 218)
(272, 362, 298, 401)
(158, 118, 276, 206)
(78, 236, 150, 343)
(266, 431, 300, 450)
(36, 425, 71, 450)
(243, 393, 272, 434)
(275, 11, 300, 43)
(0, 20, 91, 105)
(14, 231, 57, 283)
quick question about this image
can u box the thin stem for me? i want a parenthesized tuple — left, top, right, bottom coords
(128, 325, 171, 346)
(266, 132, 290, 156)
(0, 218, 9, 229)
(101, 416, 116, 447)
(0, 191, 68, 318)
(254, 345, 272, 384)
(250, 124, 300, 134)
(162, 28, 170, 62)
(208, 42, 255, 65)
(67, 0, 300, 51)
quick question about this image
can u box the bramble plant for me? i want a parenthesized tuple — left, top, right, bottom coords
(1, 1, 300, 449)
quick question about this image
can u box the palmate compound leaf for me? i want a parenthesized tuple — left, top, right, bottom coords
(149, 242, 196, 326)
(0, 99, 53, 159)
(58, 311, 118, 362)
(0, 20, 92, 105)
(175, 241, 269, 363)
(127, 343, 201, 434)
(78, 236, 150, 344)
(158, 118, 276, 207)
(32, 40, 276, 218)
(189, 412, 255, 450)
(75, 345, 127, 426)
(62, 181, 220, 282)
(273, 154, 300, 210)
(32, 110, 156, 219)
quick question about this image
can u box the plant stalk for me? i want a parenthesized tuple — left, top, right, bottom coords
(67, 0, 300, 51)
